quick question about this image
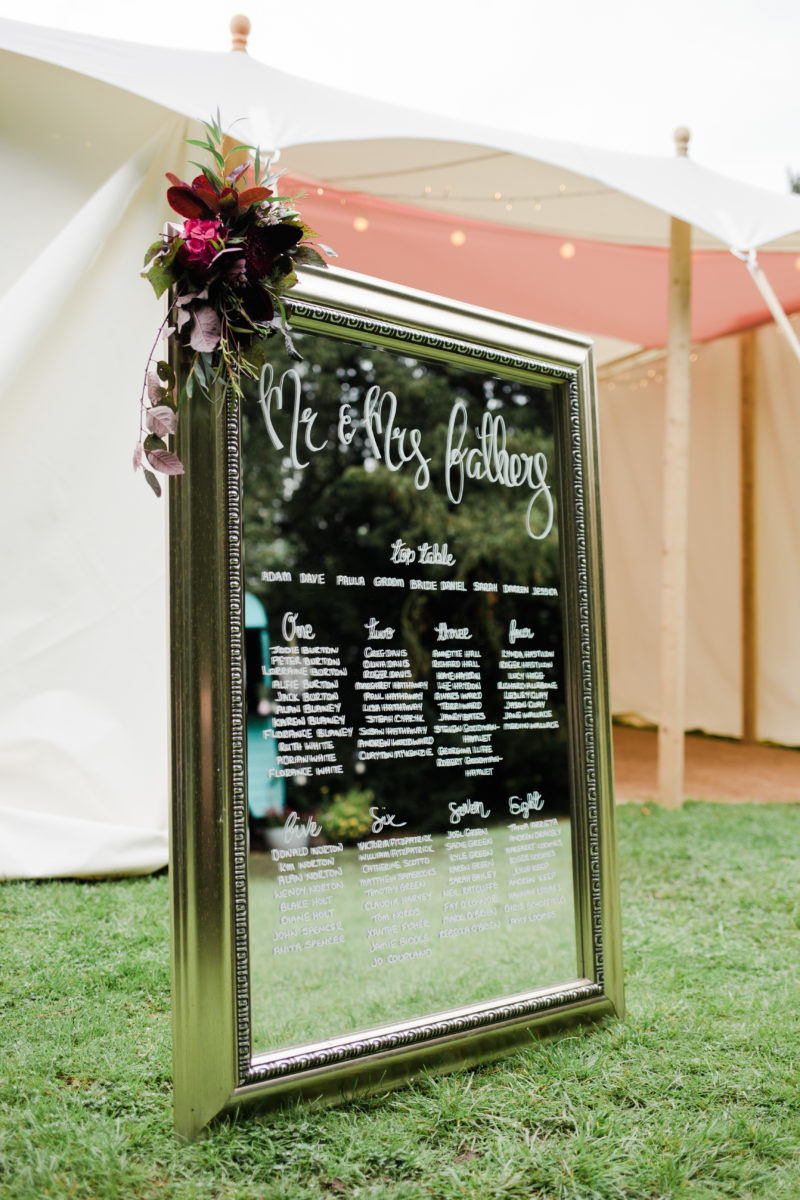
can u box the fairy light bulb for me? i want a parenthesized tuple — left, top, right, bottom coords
(353, 216, 369, 232)
(450, 230, 466, 247)
(559, 242, 576, 260)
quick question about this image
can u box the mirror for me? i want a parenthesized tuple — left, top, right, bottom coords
(242, 329, 578, 1053)
(168, 268, 623, 1139)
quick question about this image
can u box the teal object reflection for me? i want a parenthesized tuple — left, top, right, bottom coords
(245, 593, 285, 819)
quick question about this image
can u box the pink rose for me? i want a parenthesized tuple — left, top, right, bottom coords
(179, 218, 225, 269)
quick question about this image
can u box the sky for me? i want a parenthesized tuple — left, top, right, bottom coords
(1, 0, 799, 194)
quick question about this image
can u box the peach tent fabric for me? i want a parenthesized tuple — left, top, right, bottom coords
(281, 173, 800, 348)
(2, 16, 800, 879)
(260, 178, 800, 749)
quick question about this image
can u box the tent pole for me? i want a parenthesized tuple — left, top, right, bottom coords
(739, 329, 758, 743)
(657, 127, 692, 810)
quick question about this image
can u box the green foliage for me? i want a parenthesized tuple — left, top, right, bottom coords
(317, 788, 374, 843)
(242, 329, 569, 831)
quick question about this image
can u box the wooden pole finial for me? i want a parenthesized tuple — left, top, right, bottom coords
(674, 126, 691, 157)
(230, 14, 251, 52)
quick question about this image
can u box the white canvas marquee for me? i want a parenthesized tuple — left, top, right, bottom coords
(1, 17, 799, 878)
(598, 317, 800, 749)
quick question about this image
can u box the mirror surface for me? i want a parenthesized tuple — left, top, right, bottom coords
(242, 329, 579, 1054)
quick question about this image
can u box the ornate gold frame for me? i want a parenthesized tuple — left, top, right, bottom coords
(168, 267, 623, 1141)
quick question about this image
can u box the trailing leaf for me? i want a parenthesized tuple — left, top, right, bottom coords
(147, 371, 168, 404)
(193, 355, 208, 387)
(146, 448, 185, 475)
(156, 360, 176, 388)
(189, 306, 221, 352)
(146, 405, 178, 437)
(143, 469, 162, 497)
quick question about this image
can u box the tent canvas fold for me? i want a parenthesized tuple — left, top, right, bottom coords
(2, 16, 799, 873)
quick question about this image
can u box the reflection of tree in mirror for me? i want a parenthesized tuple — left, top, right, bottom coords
(242, 330, 570, 831)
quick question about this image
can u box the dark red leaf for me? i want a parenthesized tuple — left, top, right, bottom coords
(237, 187, 273, 210)
(167, 186, 218, 219)
(191, 174, 218, 195)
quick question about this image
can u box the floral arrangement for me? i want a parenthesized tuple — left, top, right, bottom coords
(134, 113, 334, 495)
(318, 789, 375, 844)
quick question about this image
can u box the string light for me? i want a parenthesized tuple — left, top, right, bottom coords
(559, 242, 576, 260)
(316, 187, 324, 196)
(505, 202, 513, 211)
(597, 346, 706, 393)
(450, 230, 467, 247)
(558, 183, 566, 192)
(494, 191, 502, 200)
(353, 216, 369, 232)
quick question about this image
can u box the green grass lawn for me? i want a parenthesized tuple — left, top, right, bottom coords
(2, 801, 799, 1199)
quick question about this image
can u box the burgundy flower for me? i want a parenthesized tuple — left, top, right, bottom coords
(245, 223, 303, 280)
(240, 284, 275, 324)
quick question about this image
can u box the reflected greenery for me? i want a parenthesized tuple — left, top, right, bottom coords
(242, 330, 570, 832)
